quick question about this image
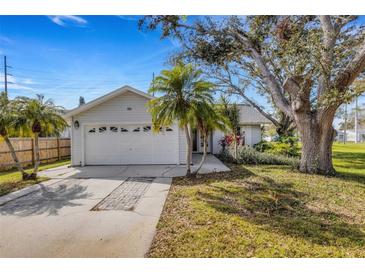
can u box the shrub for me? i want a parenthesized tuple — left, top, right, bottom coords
(253, 136, 300, 157)
(220, 146, 300, 168)
(253, 140, 273, 152)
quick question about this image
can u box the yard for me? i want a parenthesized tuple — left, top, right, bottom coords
(148, 142, 365, 257)
(0, 159, 71, 196)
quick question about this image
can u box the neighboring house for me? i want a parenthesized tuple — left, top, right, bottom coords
(64, 86, 270, 166)
(336, 129, 365, 142)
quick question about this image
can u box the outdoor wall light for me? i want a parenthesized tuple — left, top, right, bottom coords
(74, 120, 80, 129)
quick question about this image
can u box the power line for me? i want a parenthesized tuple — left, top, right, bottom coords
(9, 72, 151, 84)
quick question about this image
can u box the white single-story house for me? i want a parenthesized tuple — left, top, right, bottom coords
(336, 129, 365, 143)
(64, 86, 270, 166)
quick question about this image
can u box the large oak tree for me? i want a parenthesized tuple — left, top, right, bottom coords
(140, 15, 365, 175)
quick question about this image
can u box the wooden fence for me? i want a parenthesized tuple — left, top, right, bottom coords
(0, 137, 71, 171)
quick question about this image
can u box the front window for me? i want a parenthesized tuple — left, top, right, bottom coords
(110, 126, 118, 132)
(143, 126, 151, 132)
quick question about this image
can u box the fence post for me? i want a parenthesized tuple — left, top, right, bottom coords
(57, 138, 61, 160)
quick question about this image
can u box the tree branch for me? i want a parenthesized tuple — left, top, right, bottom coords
(318, 16, 337, 99)
(218, 67, 280, 127)
(231, 29, 292, 117)
(335, 40, 365, 92)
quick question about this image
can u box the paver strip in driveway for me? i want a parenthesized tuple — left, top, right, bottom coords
(92, 177, 154, 211)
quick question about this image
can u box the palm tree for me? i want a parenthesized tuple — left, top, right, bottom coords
(191, 103, 228, 175)
(217, 95, 240, 160)
(0, 92, 30, 179)
(16, 94, 68, 178)
(148, 62, 214, 176)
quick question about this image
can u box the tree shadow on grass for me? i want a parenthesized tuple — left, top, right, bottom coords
(195, 166, 365, 247)
(0, 184, 91, 217)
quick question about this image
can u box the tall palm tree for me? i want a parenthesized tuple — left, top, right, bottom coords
(148, 62, 214, 176)
(16, 94, 68, 178)
(0, 92, 30, 179)
(191, 103, 228, 175)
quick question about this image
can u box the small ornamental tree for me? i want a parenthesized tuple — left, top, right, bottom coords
(217, 95, 241, 160)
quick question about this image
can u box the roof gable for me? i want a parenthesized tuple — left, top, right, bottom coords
(238, 105, 271, 124)
(64, 85, 154, 118)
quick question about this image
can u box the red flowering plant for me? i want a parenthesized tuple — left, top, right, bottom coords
(219, 134, 242, 151)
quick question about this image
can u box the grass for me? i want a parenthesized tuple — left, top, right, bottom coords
(148, 143, 365, 258)
(0, 159, 70, 196)
(332, 142, 365, 180)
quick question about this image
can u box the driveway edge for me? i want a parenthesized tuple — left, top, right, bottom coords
(0, 178, 65, 206)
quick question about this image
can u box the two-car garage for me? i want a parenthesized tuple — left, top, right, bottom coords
(84, 124, 178, 165)
(66, 86, 184, 166)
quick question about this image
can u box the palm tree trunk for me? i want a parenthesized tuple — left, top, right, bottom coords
(3, 135, 29, 179)
(192, 131, 208, 176)
(184, 124, 192, 176)
(32, 133, 40, 177)
(188, 125, 193, 165)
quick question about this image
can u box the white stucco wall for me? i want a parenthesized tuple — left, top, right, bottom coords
(241, 125, 262, 147)
(211, 124, 263, 155)
(70, 90, 186, 166)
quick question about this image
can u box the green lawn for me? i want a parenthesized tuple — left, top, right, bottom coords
(148, 143, 365, 257)
(0, 159, 70, 196)
(332, 142, 365, 180)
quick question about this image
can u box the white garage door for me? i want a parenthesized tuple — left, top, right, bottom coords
(84, 124, 178, 165)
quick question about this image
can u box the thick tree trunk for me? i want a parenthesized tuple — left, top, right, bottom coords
(2, 135, 29, 179)
(193, 131, 208, 176)
(184, 124, 192, 176)
(296, 112, 336, 175)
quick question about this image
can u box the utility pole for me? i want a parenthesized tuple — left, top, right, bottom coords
(3, 55, 12, 97)
(4, 55, 7, 95)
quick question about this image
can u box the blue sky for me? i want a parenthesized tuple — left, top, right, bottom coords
(0, 15, 364, 117)
(0, 15, 182, 109)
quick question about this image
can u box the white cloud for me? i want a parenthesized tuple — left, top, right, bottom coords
(22, 78, 35, 85)
(0, 73, 35, 91)
(48, 16, 88, 27)
(118, 16, 139, 22)
(0, 35, 13, 44)
(8, 83, 34, 91)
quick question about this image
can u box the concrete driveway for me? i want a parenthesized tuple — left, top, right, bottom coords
(0, 155, 229, 258)
(37, 154, 229, 180)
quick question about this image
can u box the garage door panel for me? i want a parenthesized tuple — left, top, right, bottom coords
(85, 124, 177, 165)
